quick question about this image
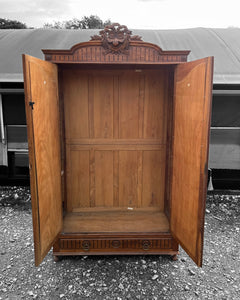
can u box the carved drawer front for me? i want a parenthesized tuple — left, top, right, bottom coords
(56, 236, 177, 254)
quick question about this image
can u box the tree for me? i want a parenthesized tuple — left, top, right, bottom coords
(81, 15, 105, 29)
(43, 21, 65, 29)
(0, 18, 27, 29)
(44, 15, 111, 29)
(65, 18, 84, 29)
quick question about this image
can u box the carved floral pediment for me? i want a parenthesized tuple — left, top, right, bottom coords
(91, 23, 142, 54)
(42, 23, 190, 64)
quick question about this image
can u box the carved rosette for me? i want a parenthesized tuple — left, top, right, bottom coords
(91, 23, 142, 55)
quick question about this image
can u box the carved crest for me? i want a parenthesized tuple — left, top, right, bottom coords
(91, 23, 142, 55)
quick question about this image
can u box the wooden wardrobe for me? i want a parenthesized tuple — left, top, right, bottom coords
(22, 24, 213, 267)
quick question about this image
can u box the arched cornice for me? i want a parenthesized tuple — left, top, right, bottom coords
(42, 24, 190, 64)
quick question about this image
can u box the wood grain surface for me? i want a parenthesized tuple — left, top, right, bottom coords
(22, 54, 63, 266)
(170, 57, 213, 266)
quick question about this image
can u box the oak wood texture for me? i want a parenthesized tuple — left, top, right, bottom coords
(23, 26, 213, 266)
(170, 57, 213, 267)
(22, 54, 63, 266)
(62, 211, 169, 233)
(63, 69, 168, 212)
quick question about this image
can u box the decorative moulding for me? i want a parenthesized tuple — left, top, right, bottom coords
(42, 23, 190, 64)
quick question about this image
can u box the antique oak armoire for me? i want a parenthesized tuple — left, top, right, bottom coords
(22, 24, 213, 267)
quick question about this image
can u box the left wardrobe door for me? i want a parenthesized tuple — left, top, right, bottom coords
(22, 54, 63, 266)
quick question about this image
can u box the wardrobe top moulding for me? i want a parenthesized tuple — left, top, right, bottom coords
(42, 23, 190, 65)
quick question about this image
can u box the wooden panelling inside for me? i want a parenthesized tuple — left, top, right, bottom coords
(63, 71, 89, 139)
(67, 150, 89, 209)
(66, 146, 166, 211)
(95, 150, 114, 207)
(118, 150, 138, 207)
(63, 68, 169, 213)
(142, 150, 166, 210)
(119, 74, 140, 138)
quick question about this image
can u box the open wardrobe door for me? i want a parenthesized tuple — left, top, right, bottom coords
(170, 57, 213, 266)
(23, 54, 63, 266)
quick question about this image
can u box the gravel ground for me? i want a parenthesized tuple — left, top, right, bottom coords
(0, 186, 240, 300)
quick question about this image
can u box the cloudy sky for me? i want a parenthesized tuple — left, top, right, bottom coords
(1, 0, 240, 29)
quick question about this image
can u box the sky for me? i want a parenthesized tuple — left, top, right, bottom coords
(1, 0, 240, 29)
